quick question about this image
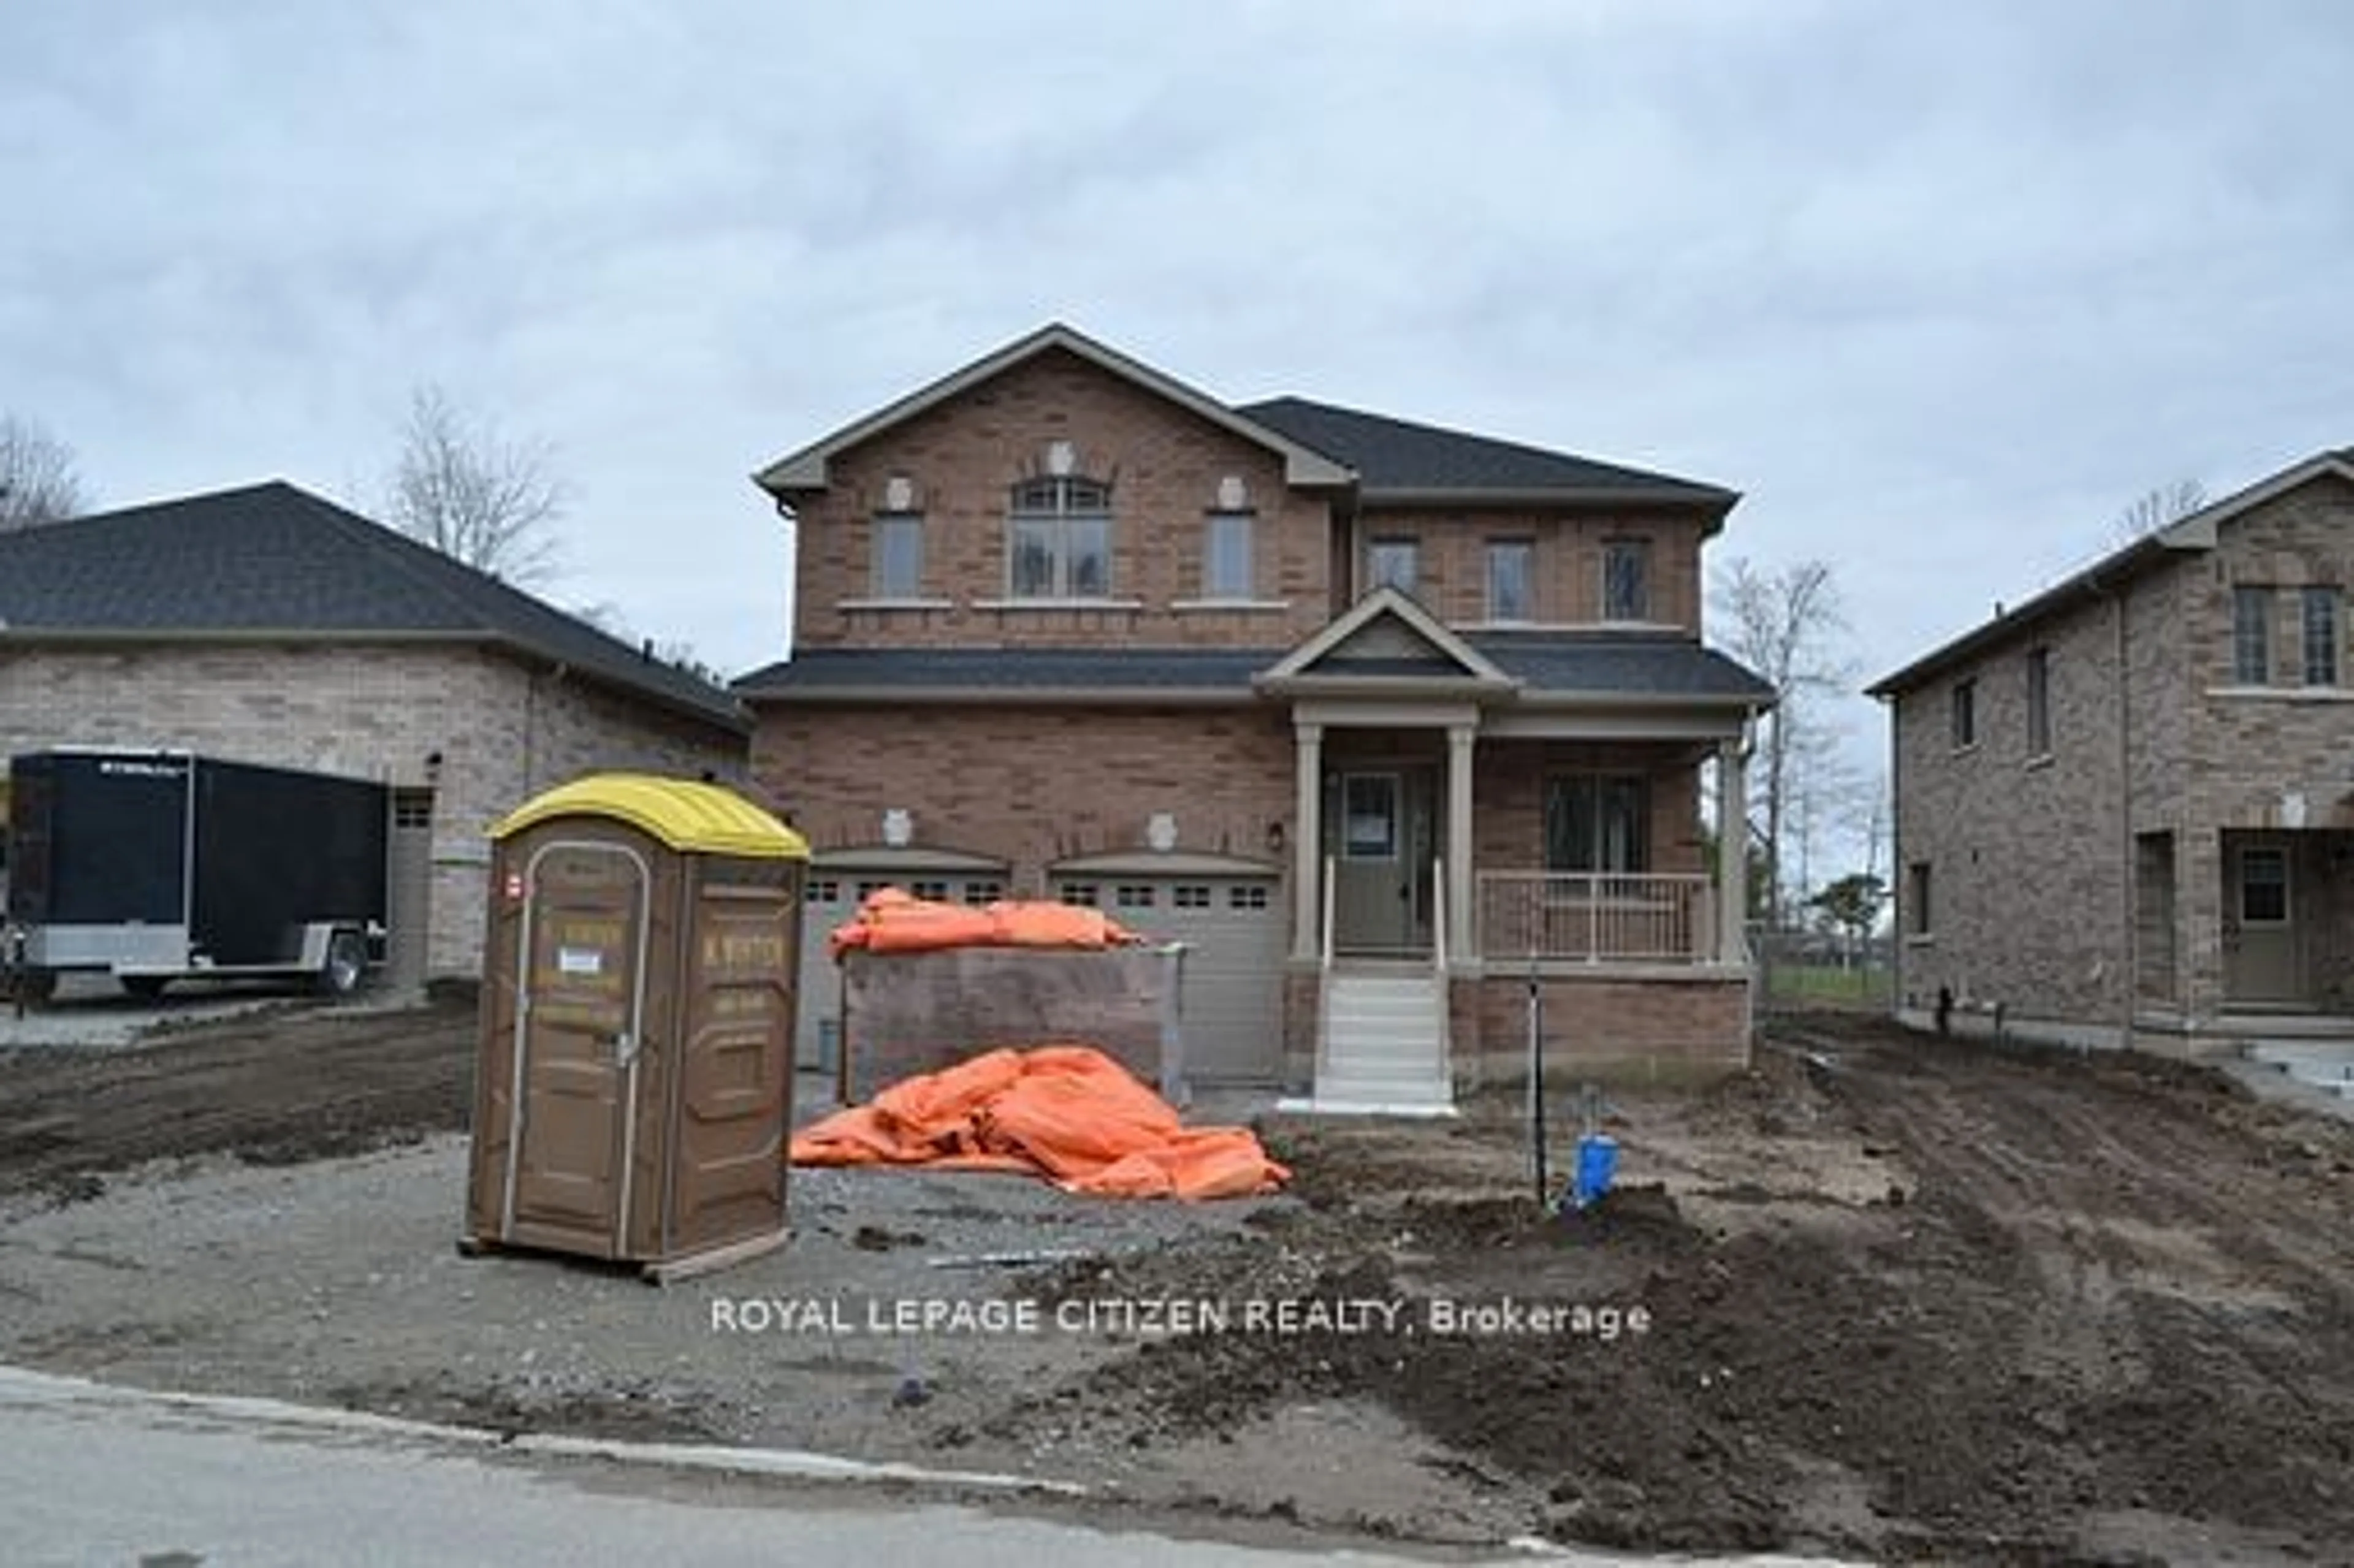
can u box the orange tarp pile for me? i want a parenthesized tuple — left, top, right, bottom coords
(827, 888, 1142, 961)
(789, 1046, 1289, 1200)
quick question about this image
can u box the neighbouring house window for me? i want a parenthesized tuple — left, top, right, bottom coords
(1203, 511, 1254, 599)
(2233, 586, 2272, 683)
(1951, 679, 1978, 750)
(961, 880, 1004, 906)
(1367, 538, 1419, 596)
(872, 513, 923, 598)
(1602, 539, 1650, 620)
(2303, 587, 2340, 687)
(1058, 882, 1100, 907)
(1487, 540, 1533, 622)
(1906, 862, 1932, 937)
(1007, 474, 1113, 599)
(1544, 776, 1650, 874)
(1172, 885, 1213, 909)
(1228, 884, 1270, 911)
(908, 878, 950, 900)
(2240, 846, 2288, 924)
(805, 879, 841, 903)
(392, 791, 435, 829)
(1115, 884, 1157, 909)
(2025, 647, 2052, 758)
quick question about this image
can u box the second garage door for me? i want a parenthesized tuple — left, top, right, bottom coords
(1056, 873, 1285, 1084)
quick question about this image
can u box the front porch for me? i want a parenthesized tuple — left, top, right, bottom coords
(1252, 588, 1769, 1102)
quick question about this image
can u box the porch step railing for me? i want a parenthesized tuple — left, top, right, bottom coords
(1477, 872, 1714, 963)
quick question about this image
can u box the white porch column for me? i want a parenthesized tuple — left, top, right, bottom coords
(1291, 721, 1324, 962)
(1718, 737, 1749, 964)
(1447, 722, 1476, 969)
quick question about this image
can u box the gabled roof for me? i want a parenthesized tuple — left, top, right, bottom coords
(0, 481, 748, 731)
(1240, 396, 1738, 508)
(1868, 449, 2354, 698)
(1256, 586, 1515, 693)
(754, 322, 1356, 495)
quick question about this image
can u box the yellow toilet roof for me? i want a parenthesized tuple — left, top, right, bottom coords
(489, 774, 809, 859)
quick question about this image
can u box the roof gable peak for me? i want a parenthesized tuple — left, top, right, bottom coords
(752, 323, 1354, 497)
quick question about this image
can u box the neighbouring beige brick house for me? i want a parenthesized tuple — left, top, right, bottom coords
(1872, 449, 2354, 1051)
(740, 324, 1775, 1101)
(0, 482, 750, 981)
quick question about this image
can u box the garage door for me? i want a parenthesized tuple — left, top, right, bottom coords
(794, 870, 1007, 1073)
(1058, 875, 1285, 1084)
(385, 790, 435, 992)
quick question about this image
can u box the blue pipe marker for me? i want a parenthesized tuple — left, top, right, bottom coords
(1569, 1133, 1618, 1209)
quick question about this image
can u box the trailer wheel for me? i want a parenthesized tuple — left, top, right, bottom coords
(121, 975, 170, 1001)
(318, 929, 367, 997)
(7, 969, 58, 1006)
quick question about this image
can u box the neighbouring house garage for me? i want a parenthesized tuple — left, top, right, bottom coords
(0, 482, 752, 981)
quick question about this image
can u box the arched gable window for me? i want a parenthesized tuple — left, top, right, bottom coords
(1007, 474, 1113, 599)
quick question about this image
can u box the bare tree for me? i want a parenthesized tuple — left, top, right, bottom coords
(2108, 478, 2207, 547)
(385, 386, 564, 588)
(1711, 558, 1860, 938)
(1, 412, 90, 529)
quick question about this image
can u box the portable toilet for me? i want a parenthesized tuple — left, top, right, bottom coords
(462, 774, 809, 1281)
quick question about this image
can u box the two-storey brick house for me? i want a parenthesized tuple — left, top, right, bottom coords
(1871, 448, 2354, 1052)
(741, 324, 1773, 1103)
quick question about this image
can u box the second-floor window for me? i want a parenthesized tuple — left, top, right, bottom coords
(1203, 511, 1254, 599)
(1007, 474, 1112, 599)
(872, 512, 923, 599)
(1602, 539, 1650, 620)
(1368, 537, 1419, 596)
(2303, 586, 2340, 687)
(1487, 540, 1533, 622)
(2025, 647, 2051, 758)
(2233, 586, 2271, 684)
(1951, 678, 1978, 749)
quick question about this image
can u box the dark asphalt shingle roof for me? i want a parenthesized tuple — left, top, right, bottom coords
(1238, 397, 1736, 503)
(0, 481, 746, 730)
(736, 647, 1281, 693)
(737, 635, 1770, 704)
(1468, 632, 1774, 700)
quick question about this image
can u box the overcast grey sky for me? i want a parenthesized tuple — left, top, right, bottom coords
(8, 0, 2352, 828)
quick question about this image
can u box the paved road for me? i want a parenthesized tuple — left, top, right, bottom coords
(0, 1368, 1851, 1567)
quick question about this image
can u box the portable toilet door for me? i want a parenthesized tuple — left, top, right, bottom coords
(498, 826, 657, 1257)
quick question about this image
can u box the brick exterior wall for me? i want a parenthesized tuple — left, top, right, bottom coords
(0, 642, 746, 976)
(1344, 508, 1708, 631)
(1469, 972, 1750, 1084)
(752, 703, 1294, 887)
(1890, 469, 2354, 1040)
(788, 346, 1336, 649)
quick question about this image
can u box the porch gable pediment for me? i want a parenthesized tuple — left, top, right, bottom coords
(1255, 587, 1517, 696)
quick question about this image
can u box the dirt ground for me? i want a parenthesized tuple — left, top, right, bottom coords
(3, 996, 2353, 1565)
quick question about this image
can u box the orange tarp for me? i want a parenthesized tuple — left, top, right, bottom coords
(789, 1045, 1289, 1200)
(827, 888, 1142, 961)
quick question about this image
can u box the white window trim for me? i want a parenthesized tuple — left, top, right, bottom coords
(1171, 598, 1293, 613)
(836, 597, 957, 611)
(972, 596, 1147, 612)
(2204, 685, 2354, 702)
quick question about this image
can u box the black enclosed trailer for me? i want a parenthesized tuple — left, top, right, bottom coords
(1, 749, 389, 1002)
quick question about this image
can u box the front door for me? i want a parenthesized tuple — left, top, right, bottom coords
(2226, 837, 2299, 1004)
(1331, 770, 1434, 954)
(503, 840, 649, 1255)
